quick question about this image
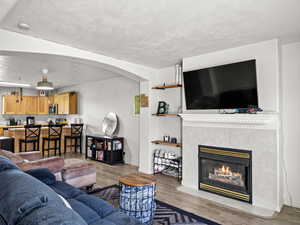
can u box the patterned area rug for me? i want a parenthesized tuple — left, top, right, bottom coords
(89, 185, 220, 225)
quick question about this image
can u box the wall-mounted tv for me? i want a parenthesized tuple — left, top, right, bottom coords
(183, 59, 258, 110)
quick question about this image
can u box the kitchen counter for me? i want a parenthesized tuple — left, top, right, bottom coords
(4, 126, 73, 153)
(0, 124, 53, 136)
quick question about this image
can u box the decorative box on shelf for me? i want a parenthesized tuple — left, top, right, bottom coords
(85, 135, 124, 165)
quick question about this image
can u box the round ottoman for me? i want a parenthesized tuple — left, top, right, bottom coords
(119, 173, 156, 225)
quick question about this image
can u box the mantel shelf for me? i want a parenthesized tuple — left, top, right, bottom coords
(152, 113, 179, 117)
(178, 113, 279, 130)
(151, 140, 182, 148)
(152, 84, 182, 90)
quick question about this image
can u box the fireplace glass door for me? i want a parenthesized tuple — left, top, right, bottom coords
(199, 145, 252, 203)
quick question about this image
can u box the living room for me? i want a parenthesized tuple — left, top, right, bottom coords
(0, 1, 300, 225)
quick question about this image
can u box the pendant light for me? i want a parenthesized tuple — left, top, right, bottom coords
(36, 69, 54, 90)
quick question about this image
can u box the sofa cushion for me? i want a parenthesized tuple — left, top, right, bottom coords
(49, 181, 84, 199)
(104, 210, 143, 225)
(0, 158, 87, 225)
(67, 198, 101, 225)
(0, 150, 23, 164)
(26, 168, 56, 185)
(74, 194, 116, 218)
(0, 156, 19, 172)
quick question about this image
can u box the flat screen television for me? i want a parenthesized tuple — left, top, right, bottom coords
(183, 60, 258, 110)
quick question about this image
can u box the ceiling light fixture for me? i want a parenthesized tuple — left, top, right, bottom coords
(36, 69, 54, 90)
(17, 22, 30, 30)
(0, 81, 31, 88)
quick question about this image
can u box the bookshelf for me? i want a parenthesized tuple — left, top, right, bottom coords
(85, 135, 124, 165)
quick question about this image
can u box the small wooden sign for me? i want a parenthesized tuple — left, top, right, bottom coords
(140, 94, 149, 108)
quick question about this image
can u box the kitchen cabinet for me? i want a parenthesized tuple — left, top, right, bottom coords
(2, 95, 18, 114)
(24, 96, 37, 114)
(2, 95, 26, 114)
(16, 97, 26, 114)
(54, 92, 77, 114)
(37, 96, 50, 114)
(2, 92, 77, 115)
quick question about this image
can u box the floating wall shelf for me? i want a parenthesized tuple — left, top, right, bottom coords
(152, 84, 182, 90)
(151, 140, 182, 148)
(152, 113, 179, 117)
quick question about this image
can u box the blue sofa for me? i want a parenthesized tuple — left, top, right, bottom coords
(0, 156, 142, 225)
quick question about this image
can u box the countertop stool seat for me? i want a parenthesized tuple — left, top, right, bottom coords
(119, 173, 156, 225)
(42, 124, 64, 157)
(64, 123, 83, 154)
(19, 125, 41, 152)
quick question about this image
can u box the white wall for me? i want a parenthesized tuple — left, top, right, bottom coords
(59, 76, 140, 166)
(183, 40, 280, 112)
(282, 41, 300, 208)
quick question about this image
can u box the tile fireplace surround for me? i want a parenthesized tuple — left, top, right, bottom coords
(178, 113, 282, 217)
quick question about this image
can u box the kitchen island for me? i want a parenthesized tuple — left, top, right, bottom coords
(4, 126, 74, 154)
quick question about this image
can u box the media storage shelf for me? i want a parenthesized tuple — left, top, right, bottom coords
(85, 135, 124, 165)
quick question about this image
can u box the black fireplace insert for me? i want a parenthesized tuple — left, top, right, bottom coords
(198, 145, 252, 203)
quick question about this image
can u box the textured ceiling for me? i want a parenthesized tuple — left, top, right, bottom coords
(0, 0, 300, 68)
(0, 52, 119, 88)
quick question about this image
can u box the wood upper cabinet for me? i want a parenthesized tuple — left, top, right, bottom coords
(2, 92, 77, 115)
(54, 92, 77, 114)
(2, 95, 27, 114)
(37, 96, 50, 114)
(16, 97, 26, 114)
(2, 95, 17, 114)
(24, 96, 37, 114)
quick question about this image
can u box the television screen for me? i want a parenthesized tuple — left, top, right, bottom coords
(183, 60, 258, 110)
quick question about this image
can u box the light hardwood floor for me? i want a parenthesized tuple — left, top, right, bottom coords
(66, 153, 300, 225)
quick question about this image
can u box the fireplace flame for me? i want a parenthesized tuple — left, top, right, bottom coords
(209, 164, 245, 187)
(220, 165, 232, 175)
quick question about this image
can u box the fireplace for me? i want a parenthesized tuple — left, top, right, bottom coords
(198, 145, 252, 203)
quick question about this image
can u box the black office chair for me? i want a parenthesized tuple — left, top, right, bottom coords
(42, 124, 64, 157)
(19, 125, 41, 152)
(64, 124, 83, 154)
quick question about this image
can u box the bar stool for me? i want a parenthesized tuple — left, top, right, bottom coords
(19, 125, 41, 152)
(64, 124, 83, 154)
(42, 124, 64, 157)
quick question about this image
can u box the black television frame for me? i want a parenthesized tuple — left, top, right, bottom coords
(183, 59, 259, 110)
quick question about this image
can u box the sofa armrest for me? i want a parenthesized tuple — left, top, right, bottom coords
(17, 152, 43, 161)
(18, 157, 64, 173)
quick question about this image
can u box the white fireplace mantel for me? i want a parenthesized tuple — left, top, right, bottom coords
(179, 113, 280, 130)
(178, 112, 282, 217)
